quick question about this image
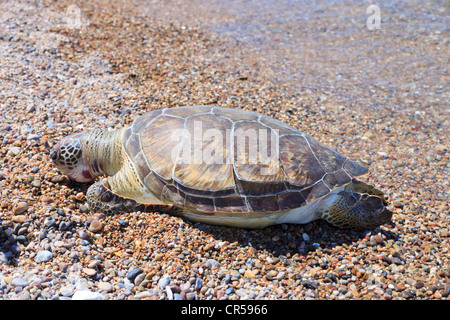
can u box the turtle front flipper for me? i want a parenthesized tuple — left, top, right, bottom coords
(86, 178, 139, 215)
(86, 178, 179, 215)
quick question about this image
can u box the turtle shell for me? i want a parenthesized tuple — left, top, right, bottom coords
(123, 106, 368, 215)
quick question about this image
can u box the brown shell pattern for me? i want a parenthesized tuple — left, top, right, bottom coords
(124, 106, 368, 214)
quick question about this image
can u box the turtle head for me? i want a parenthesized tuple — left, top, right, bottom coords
(50, 132, 95, 182)
(321, 189, 392, 230)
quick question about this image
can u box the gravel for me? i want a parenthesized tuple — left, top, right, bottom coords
(0, 0, 448, 301)
(34, 250, 53, 263)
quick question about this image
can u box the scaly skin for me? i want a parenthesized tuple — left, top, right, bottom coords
(51, 128, 125, 182)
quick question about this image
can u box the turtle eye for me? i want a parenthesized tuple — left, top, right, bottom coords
(50, 149, 58, 160)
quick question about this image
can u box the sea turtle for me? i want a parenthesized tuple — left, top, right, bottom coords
(50, 105, 392, 229)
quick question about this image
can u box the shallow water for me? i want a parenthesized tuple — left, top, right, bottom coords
(141, 0, 448, 110)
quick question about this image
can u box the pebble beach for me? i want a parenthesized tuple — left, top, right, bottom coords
(0, 0, 448, 302)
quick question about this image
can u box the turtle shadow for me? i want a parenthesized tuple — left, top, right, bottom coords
(63, 180, 399, 259)
(0, 241, 17, 266)
(67, 180, 91, 192)
(193, 219, 398, 258)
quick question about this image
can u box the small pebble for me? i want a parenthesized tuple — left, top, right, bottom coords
(34, 250, 53, 263)
(194, 278, 202, 290)
(11, 278, 28, 287)
(9, 147, 21, 156)
(83, 268, 97, 277)
(27, 134, 41, 141)
(158, 275, 170, 289)
(126, 268, 142, 282)
(60, 286, 75, 297)
(30, 179, 41, 188)
(13, 202, 28, 215)
(205, 259, 220, 269)
(51, 175, 65, 183)
(173, 293, 183, 300)
(72, 290, 102, 300)
(88, 220, 104, 233)
(98, 282, 113, 293)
